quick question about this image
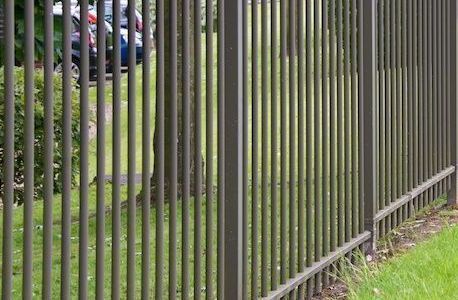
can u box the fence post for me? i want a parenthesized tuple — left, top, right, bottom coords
(448, 0, 458, 205)
(360, 0, 378, 251)
(224, 0, 243, 298)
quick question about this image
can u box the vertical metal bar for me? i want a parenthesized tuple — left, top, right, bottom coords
(142, 0, 152, 294)
(96, 0, 107, 297)
(415, 0, 424, 209)
(42, 0, 54, 297)
(351, 0, 358, 238)
(169, 0, 178, 296)
(408, 0, 414, 194)
(396, 0, 402, 203)
(412, 0, 418, 199)
(223, 0, 243, 298)
(155, 0, 165, 297)
(297, 0, 306, 290)
(419, 0, 425, 209)
(447, 0, 451, 175)
(448, 0, 458, 205)
(182, 0, 191, 296)
(205, 0, 215, 296)
(194, 0, 203, 297)
(23, 0, 34, 296)
(305, 0, 314, 294)
(322, 0, 330, 288)
(358, 0, 364, 233)
(242, 0, 248, 296)
(251, 0, 259, 295)
(390, 0, 397, 226)
(61, 0, 73, 297)
(329, 0, 337, 254)
(217, 0, 226, 297)
(261, 0, 269, 295)
(337, 0, 345, 247)
(111, 0, 121, 297)
(270, 0, 279, 291)
(433, 0, 438, 193)
(289, 0, 297, 284)
(378, 0, 386, 236)
(280, 0, 287, 285)
(404, 0, 410, 200)
(361, 0, 377, 251)
(344, 0, 351, 244)
(436, 0, 444, 190)
(314, 0, 322, 291)
(428, 0, 433, 204)
(79, 0, 90, 298)
(127, 0, 137, 296)
(385, 0, 393, 229)
(1, 0, 14, 298)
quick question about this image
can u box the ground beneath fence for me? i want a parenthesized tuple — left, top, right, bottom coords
(315, 201, 458, 300)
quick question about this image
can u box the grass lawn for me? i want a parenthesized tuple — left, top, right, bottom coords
(348, 216, 458, 299)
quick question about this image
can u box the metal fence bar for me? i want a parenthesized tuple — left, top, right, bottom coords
(1, 0, 14, 298)
(205, 0, 214, 296)
(23, 0, 34, 296)
(448, 0, 458, 205)
(270, 0, 279, 292)
(322, 0, 330, 288)
(297, 0, 306, 292)
(378, 0, 386, 237)
(194, 0, 203, 297)
(182, 0, 191, 296)
(314, 0, 322, 292)
(142, 0, 152, 294)
(42, 0, 54, 297)
(361, 0, 377, 251)
(344, 0, 351, 244)
(217, 0, 225, 296)
(79, 0, 90, 298)
(127, 0, 137, 297)
(169, 0, 178, 296)
(223, 0, 243, 298)
(61, 0, 73, 297)
(261, 0, 269, 295)
(111, 0, 121, 297)
(351, 0, 358, 239)
(251, 0, 259, 296)
(289, 0, 297, 286)
(280, 0, 287, 286)
(96, 0, 107, 297)
(155, 0, 165, 297)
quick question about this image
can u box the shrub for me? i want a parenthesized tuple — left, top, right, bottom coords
(0, 67, 81, 205)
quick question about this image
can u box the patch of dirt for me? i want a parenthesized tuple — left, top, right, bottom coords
(316, 203, 458, 299)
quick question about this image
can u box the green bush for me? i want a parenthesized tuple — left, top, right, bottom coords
(0, 67, 81, 205)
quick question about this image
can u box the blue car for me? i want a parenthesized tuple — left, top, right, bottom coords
(120, 28, 143, 67)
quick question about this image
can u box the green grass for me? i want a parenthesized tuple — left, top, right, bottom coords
(347, 222, 458, 299)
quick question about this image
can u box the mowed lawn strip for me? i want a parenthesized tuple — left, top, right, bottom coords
(350, 223, 458, 299)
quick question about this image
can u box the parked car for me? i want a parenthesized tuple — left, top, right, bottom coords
(103, 0, 143, 33)
(53, 5, 98, 83)
(120, 28, 143, 67)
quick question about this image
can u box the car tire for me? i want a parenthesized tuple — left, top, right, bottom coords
(54, 59, 81, 83)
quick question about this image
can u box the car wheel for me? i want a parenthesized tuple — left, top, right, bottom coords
(54, 61, 81, 83)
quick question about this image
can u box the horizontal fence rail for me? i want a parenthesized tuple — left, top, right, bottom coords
(0, 0, 456, 299)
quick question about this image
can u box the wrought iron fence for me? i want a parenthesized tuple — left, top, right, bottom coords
(0, 0, 456, 299)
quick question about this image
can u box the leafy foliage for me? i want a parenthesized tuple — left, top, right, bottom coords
(0, 67, 81, 205)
